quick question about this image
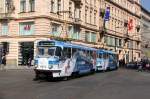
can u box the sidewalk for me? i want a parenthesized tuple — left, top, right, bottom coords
(0, 65, 34, 70)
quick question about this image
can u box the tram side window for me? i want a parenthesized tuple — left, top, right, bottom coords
(48, 48, 55, 56)
(103, 53, 108, 59)
(63, 47, 71, 58)
(99, 53, 103, 58)
(89, 51, 94, 59)
(55, 47, 62, 57)
(72, 48, 77, 56)
(87, 50, 90, 57)
(38, 48, 44, 55)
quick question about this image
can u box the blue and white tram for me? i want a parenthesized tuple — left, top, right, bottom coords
(96, 50, 118, 71)
(34, 40, 96, 80)
(106, 50, 119, 70)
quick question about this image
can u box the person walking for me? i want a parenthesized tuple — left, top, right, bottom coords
(1, 55, 6, 70)
(0, 55, 2, 70)
(137, 59, 142, 72)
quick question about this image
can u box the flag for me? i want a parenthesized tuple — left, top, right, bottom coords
(104, 7, 110, 21)
(128, 19, 133, 31)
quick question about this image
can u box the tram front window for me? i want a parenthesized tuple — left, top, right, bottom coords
(38, 48, 44, 55)
(37, 47, 62, 57)
(48, 48, 55, 56)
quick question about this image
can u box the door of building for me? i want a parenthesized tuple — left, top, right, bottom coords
(19, 42, 34, 66)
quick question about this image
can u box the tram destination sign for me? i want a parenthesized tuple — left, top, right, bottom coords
(39, 41, 55, 46)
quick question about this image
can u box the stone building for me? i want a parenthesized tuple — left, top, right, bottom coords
(0, 0, 142, 68)
(100, 0, 141, 62)
(0, 0, 101, 68)
(141, 6, 150, 58)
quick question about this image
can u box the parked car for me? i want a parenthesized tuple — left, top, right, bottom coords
(126, 62, 138, 69)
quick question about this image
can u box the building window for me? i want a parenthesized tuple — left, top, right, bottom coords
(72, 26, 80, 40)
(119, 39, 122, 47)
(94, 0, 96, 6)
(94, 11, 96, 25)
(68, 26, 73, 38)
(85, 31, 90, 42)
(1, 22, 8, 35)
(19, 22, 34, 35)
(20, 0, 26, 12)
(51, 23, 61, 36)
(107, 36, 110, 45)
(85, 8, 88, 23)
(110, 37, 113, 46)
(69, 1, 72, 18)
(51, 0, 54, 12)
(57, 0, 61, 12)
(29, 0, 35, 12)
(90, 10, 92, 24)
(91, 33, 96, 43)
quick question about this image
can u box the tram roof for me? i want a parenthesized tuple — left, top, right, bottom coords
(38, 40, 96, 51)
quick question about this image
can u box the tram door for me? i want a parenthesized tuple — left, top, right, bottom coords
(19, 42, 34, 65)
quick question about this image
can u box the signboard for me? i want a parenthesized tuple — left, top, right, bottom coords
(38, 41, 55, 46)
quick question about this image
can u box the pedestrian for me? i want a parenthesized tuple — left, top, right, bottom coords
(137, 60, 142, 72)
(0, 55, 2, 70)
(1, 55, 6, 70)
(122, 59, 125, 68)
(28, 57, 32, 67)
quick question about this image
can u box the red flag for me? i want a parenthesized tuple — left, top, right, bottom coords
(128, 19, 133, 31)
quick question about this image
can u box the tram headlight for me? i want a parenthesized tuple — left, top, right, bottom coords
(34, 60, 38, 68)
(35, 65, 38, 68)
(48, 64, 53, 69)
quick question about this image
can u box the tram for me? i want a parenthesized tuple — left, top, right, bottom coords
(34, 40, 97, 80)
(96, 50, 118, 71)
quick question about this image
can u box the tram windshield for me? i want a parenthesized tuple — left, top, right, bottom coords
(37, 46, 62, 57)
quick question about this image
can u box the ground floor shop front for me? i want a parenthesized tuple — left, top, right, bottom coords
(0, 37, 141, 68)
(0, 37, 49, 68)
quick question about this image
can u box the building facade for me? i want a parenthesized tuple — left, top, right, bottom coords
(0, 0, 141, 68)
(99, 0, 141, 62)
(0, 0, 101, 67)
(141, 6, 150, 58)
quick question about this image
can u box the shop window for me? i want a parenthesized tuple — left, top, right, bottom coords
(91, 33, 96, 43)
(51, 23, 61, 36)
(85, 31, 90, 42)
(19, 22, 34, 35)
